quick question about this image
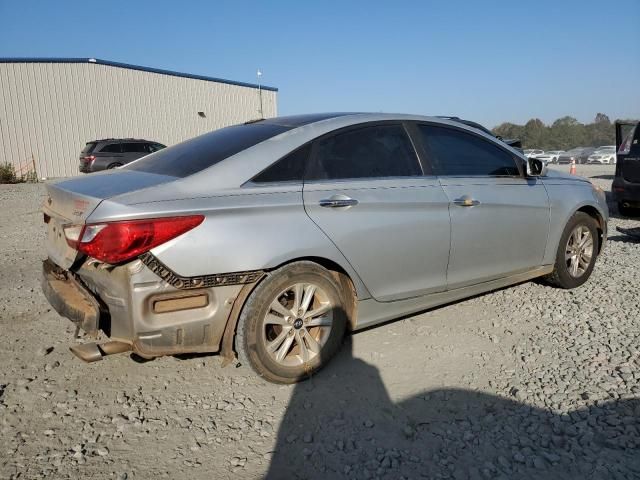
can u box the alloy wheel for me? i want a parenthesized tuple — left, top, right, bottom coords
(565, 225, 594, 278)
(261, 283, 334, 366)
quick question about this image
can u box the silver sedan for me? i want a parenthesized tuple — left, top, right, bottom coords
(41, 113, 608, 383)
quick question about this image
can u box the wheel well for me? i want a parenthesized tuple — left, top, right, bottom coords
(220, 256, 359, 362)
(271, 257, 358, 331)
(576, 206, 605, 254)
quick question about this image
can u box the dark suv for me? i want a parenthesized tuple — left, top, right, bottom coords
(79, 139, 166, 173)
(612, 121, 640, 216)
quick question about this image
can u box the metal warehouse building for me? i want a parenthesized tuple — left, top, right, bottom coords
(0, 58, 278, 178)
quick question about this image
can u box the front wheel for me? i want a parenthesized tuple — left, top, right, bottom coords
(545, 212, 599, 289)
(236, 261, 347, 383)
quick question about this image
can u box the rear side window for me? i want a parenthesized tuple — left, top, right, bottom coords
(417, 125, 519, 177)
(306, 124, 421, 181)
(125, 123, 290, 177)
(252, 144, 310, 183)
(99, 143, 122, 153)
(81, 142, 97, 154)
(122, 142, 148, 153)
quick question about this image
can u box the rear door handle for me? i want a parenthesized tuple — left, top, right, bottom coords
(319, 195, 359, 208)
(453, 195, 480, 207)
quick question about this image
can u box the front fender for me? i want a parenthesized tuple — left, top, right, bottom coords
(543, 182, 608, 264)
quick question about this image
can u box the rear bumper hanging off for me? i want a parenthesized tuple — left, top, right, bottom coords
(41, 259, 100, 336)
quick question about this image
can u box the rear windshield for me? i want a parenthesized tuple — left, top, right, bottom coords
(124, 123, 290, 177)
(81, 142, 97, 154)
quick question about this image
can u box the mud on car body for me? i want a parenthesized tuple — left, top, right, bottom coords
(42, 113, 608, 383)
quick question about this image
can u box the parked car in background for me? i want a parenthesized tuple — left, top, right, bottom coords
(79, 139, 166, 173)
(523, 149, 544, 158)
(42, 113, 608, 383)
(536, 150, 564, 164)
(612, 121, 640, 216)
(587, 146, 616, 164)
(558, 147, 597, 164)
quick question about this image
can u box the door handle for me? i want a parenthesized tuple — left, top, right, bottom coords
(319, 195, 359, 208)
(453, 195, 480, 207)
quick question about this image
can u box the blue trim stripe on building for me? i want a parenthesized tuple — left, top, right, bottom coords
(0, 57, 278, 92)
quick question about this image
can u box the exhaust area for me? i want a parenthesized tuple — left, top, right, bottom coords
(69, 341, 131, 362)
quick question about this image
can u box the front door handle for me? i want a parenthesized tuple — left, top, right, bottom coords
(453, 195, 480, 207)
(319, 195, 359, 208)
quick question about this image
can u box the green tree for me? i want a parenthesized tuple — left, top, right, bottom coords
(492, 114, 619, 150)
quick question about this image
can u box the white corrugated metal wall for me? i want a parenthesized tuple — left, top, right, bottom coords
(0, 61, 278, 178)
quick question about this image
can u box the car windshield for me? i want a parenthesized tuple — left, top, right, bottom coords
(124, 123, 291, 177)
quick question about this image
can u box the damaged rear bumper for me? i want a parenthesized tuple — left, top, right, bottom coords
(41, 256, 262, 362)
(41, 259, 100, 336)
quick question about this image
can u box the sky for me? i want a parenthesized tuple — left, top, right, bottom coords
(1, 0, 638, 128)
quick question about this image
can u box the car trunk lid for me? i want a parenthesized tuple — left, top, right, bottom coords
(43, 170, 177, 269)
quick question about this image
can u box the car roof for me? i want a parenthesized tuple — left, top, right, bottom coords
(112, 112, 526, 205)
(257, 113, 360, 128)
(89, 138, 156, 143)
(251, 112, 502, 132)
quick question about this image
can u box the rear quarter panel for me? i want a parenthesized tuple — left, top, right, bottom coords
(87, 185, 372, 300)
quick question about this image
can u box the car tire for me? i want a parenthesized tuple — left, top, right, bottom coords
(236, 261, 347, 384)
(618, 202, 638, 217)
(107, 163, 123, 169)
(545, 212, 599, 289)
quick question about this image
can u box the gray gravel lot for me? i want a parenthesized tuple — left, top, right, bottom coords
(1, 164, 639, 480)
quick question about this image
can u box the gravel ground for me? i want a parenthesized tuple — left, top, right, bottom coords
(1, 164, 639, 480)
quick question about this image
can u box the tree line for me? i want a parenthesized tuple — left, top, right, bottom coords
(492, 113, 626, 150)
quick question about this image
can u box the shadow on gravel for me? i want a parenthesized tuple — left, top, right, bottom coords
(608, 234, 640, 244)
(266, 339, 640, 479)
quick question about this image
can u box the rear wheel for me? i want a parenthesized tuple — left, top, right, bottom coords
(618, 202, 638, 217)
(236, 261, 347, 384)
(107, 163, 123, 169)
(545, 212, 598, 289)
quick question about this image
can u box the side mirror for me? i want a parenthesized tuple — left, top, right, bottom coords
(526, 157, 547, 177)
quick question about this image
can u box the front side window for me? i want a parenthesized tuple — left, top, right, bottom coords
(306, 124, 421, 181)
(417, 125, 519, 177)
(99, 143, 122, 153)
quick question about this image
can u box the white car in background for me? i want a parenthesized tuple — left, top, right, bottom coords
(536, 150, 564, 164)
(587, 146, 616, 164)
(523, 149, 544, 159)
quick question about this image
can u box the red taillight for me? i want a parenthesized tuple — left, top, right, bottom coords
(82, 155, 96, 163)
(64, 215, 204, 264)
